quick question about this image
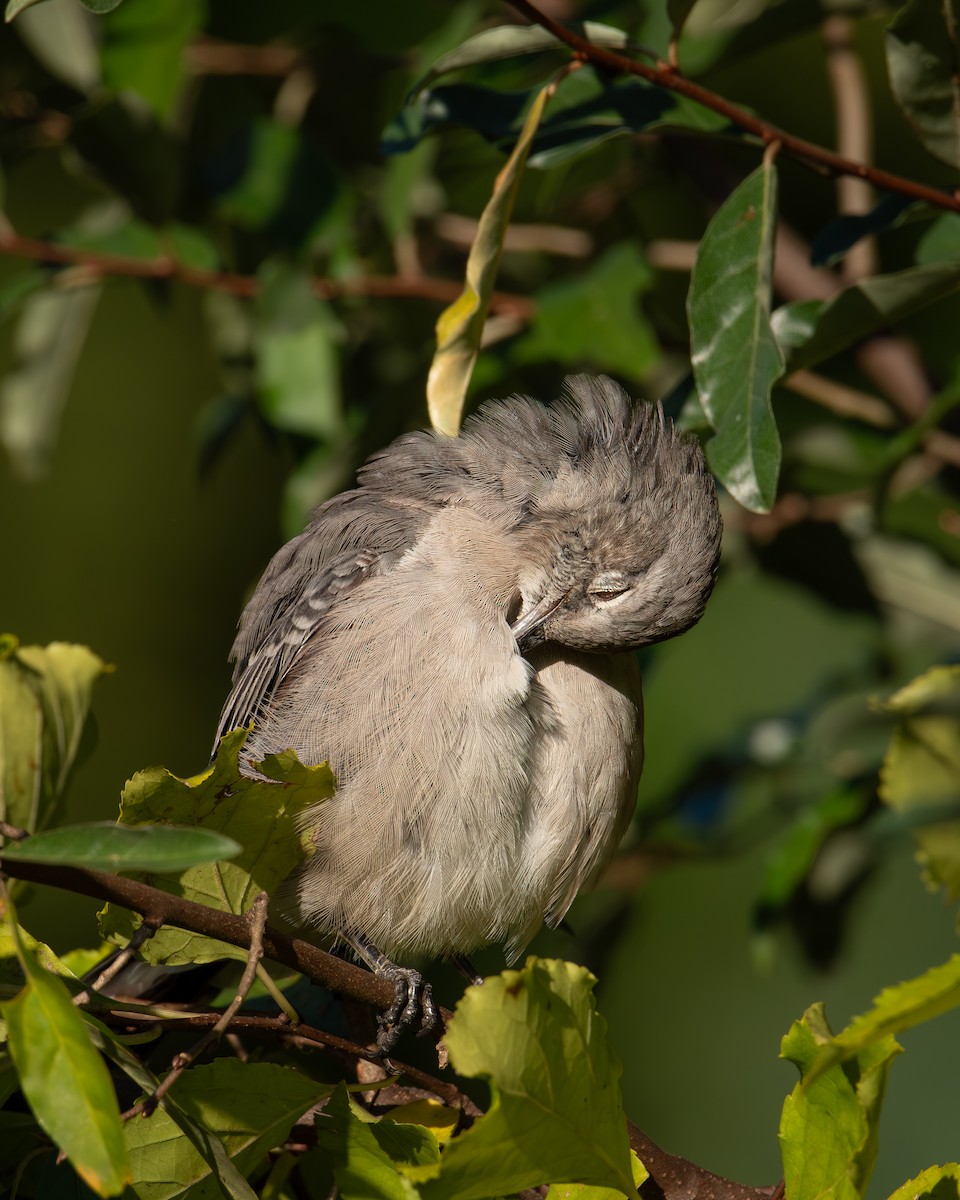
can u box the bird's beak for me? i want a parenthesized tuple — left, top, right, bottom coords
(510, 591, 567, 653)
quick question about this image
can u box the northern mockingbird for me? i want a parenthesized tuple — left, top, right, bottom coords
(214, 374, 721, 1048)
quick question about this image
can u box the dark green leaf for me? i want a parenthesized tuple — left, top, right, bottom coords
(0, 284, 101, 479)
(0, 822, 241, 872)
(1, 911, 129, 1196)
(916, 213, 960, 265)
(516, 243, 659, 379)
(667, 0, 699, 37)
(80, 0, 126, 11)
(384, 73, 732, 170)
(255, 259, 346, 440)
(689, 161, 783, 512)
(411, 21, 637, 97)
(886, 0, 960, 168)
(810, 194, 919, 267)
(775, 263, 960, 373)
(122, 1059, 331, 1200)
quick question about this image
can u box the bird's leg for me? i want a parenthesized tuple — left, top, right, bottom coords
(343, 931, 439, 1055)
(450, 954, 484, 988)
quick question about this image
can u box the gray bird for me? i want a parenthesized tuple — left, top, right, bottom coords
(214, 375, 721, 1048)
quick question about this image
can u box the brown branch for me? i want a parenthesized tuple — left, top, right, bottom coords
(504, 0, 960, 213)
(122, 892, 271, 1120)
(0, 229, 536, 320)
(1, 852, 777, 1200)
(73, 919, 160, 1007)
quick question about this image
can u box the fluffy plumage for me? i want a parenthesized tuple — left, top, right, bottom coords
(215, 375, 721, 961)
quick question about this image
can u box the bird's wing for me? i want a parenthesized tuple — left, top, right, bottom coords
(213, 491, 431, 755)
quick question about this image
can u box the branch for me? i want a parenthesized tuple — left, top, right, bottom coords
(0, 228, 536, 319)
(505, 0, 960, 213)
(0, 852, 777, 1200)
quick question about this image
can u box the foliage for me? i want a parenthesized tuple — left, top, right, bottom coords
(0, 0, 960, 1197)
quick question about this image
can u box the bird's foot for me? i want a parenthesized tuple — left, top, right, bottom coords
(377, 963, 438, 1055)
(344, 932, 439, 1057)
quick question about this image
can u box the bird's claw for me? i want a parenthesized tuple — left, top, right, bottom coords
(376, 964, 438, 1056)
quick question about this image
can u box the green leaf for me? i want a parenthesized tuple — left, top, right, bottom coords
(384, 74, 731, 170)
(216, 119, 300, 230)
(411, 22, 637, 96)
(877, 665, 960, 902)
(0, 284, 101, 479)
(774, 262, 960, 374)
(121, 1059, 331, 1200)
(667, 0, 698, 37)
(417, 959, 638, 1200)
(314, 1085, 418, 1200)
(778, 1003, 900, 1200)
(83, 1017, 259, 1200)
(806, 954, 960, 1079)
(99, 0, 203, 121)
(98, 729, 334, 965)
(0, 904, 130, 1196)
(516, 243, 659, 379)
(916, 213, 960, 265)
(5, 0, 44, 20)
(13, 0, 99, 91)
(810, 194, 919, 267)
(886, 0, 960, 169)
(887, 1164, 960, 1200)
(0, 637, 109, 835)
(81, 0, 126, 11)
(546, 1152, 648, 1200)
(688, 160, 783, 512)
(427, 79, 552, 436)
(0, 822, 240, 872)
(255, 259, 346, 440)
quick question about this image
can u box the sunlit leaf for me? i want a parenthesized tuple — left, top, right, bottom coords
(0, 822, 240, 872)
(806, 953, 960, 1079)
(98, 729, 333, 965)
(887, 1164, 960, 1200)
(0, 902, 129, 1196)
(416, 959, 638, 1200)
(0, 637, 108, 835)
(779, 1003, 900, 1200)
(689, 160, 783, 512)
(427, 80, 552, 436)
(878, 665, 960, 902)
(0, 284, 101, 479)
(886, 0, 960, 169)
(314, 1085, 420, 1200)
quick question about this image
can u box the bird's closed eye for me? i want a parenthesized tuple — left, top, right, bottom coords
(588, 573, 632, 602)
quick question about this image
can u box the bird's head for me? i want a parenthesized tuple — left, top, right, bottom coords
(508, 376, 722, 655)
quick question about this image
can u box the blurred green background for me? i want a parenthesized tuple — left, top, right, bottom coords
(2, 0, 960, 1190)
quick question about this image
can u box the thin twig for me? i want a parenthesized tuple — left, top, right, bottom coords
(0, 227, 535, 318)
(72, 919, 160, 1007)
(122, 892, 270, 1119)
(505, 0, 960, 213)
